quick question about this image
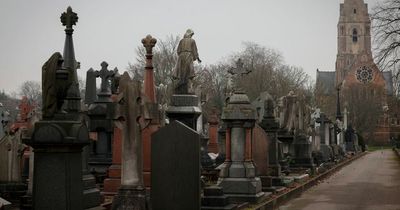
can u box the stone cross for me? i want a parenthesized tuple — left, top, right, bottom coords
(227, 58, 251, 92)
(98, 62, 115, 94)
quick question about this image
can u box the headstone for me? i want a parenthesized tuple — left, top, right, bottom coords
(86, 62, 117, 179)
(254, 92, 281, 177)
(252, 125, 270, 176)
(111, 73, 147, 210)
(141, 35, 161, 188)
(217, 91, 265, 203)
(22, 7, 90, 210)
(151, 121, 201, 210)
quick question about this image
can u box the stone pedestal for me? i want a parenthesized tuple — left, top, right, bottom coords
(23, 120, 89, 210)
(217, 91, 265, 203)
(201, 186, 238, 210)
(166, 94, 201, 130)
(111, 187, 146, 210)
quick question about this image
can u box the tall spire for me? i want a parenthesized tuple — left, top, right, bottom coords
(61, 6, 79, 82)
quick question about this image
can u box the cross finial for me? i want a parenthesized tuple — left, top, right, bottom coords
(101, 61, 108, 70)
(141, 34, 157, 55)
(61, 6, 78, 32)
(228, 58, 251, 77)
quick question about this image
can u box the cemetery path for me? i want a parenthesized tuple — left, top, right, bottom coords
(279, 150, 400, 210)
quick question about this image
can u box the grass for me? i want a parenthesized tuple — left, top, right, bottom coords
(367, 145, 393, 152)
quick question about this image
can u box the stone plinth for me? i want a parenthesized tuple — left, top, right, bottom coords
(217, 91, 265, 203)
(166, 94, 201, 130)
(23, 120, 89, 210)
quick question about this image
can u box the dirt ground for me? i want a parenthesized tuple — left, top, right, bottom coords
(279, 150, 400, 210)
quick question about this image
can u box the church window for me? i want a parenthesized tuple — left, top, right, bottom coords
(354, 9, 357, 14)
(352, 29, 358, 42)
(356, 66, 373, 84)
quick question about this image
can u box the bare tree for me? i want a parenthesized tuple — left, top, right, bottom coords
(345, 85, 384, 144)
(233, 42, 311, 101)
(19, 80, 41, 105)
(372, 0, 400, 94)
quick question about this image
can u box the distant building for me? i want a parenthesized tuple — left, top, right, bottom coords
(316, 0, 400, 145)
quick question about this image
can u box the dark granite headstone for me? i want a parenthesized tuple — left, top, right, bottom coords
(151, 121, 200, 210)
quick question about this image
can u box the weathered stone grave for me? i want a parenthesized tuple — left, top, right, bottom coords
(85, 61, 117, 180)
(217, 90, 265, 203)
(111, 72, 146, 210)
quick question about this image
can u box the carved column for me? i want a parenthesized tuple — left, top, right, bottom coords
(141, 35, 161, 188)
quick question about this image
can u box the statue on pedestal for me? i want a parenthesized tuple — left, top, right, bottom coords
(172, 29, 201, 94)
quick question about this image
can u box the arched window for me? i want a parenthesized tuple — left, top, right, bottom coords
(352, 29, 358, 42)
(354, 9, 357, 14)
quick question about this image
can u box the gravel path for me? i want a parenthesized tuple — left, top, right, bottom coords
(279, 150, 400, 210)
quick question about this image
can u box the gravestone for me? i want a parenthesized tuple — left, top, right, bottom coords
(217, 90, 265, 203)
(111, 73, 146, 210)
(86, 61, 117, 179)
(151, 121, 201, 210)
(22, 7, 91, 210)
(252, 124, 270, 177)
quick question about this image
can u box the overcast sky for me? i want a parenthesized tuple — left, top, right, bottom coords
(0, 0, 382, 95)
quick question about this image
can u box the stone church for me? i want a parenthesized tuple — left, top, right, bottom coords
(316, 0, 400, 145)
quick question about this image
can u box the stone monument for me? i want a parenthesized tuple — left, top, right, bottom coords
(85, 61, 117, 179)
(140, 35, 161, 188)
(217, 90, 265, 202)
(166, 29, 202, 130)
(152, 121, 201, 210)
(22, 7, 90, 210)
(111, 72, 147, 210)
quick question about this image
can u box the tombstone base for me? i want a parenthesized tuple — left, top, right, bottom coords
(103, 164, 121, 196)
(201, 186, 238, 210)
(268, 163, 281, 177)
(83, 173, 101, 209)
(20, 194, 32, 210)
(217, 177, 265, 203)
(166, 94, 201, 130)
(111, 186, 146, 210)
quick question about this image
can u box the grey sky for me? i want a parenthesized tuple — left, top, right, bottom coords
(0, 0, 381, 95)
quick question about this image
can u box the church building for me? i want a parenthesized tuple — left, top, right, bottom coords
(316, 0, 399, 145)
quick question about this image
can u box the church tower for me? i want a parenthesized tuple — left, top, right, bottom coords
(336, 0, 372, 85)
